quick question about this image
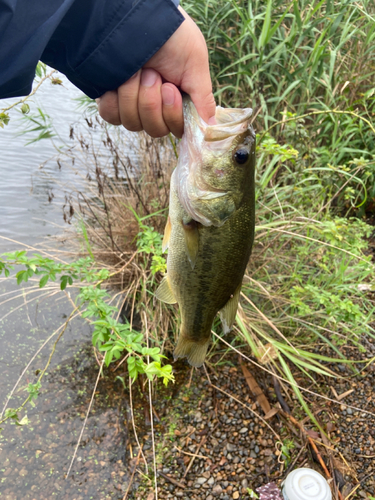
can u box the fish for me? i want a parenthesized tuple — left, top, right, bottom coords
(156, 95, 256, 367)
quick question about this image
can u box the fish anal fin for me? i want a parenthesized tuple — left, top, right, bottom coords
(219, 283, 241, 334)
(182, 219, 199, 269)
(155, 276, 177, 304)
(174, 333, 210, 368)
(162, 216, 172, 252)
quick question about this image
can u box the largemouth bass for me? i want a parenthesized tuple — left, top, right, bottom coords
(156, 96, 256, 367)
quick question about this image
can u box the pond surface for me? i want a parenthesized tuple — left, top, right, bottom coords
(0, 75, 129, 499)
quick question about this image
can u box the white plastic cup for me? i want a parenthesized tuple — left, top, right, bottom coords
(282, 468, 332, 500)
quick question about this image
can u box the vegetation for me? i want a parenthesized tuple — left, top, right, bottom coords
(185, 0, 375, 214)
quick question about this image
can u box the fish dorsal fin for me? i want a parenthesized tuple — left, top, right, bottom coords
(219, 283, 242, 334)
(162, 216, 172, 252)
(155, 276, 177, 304)
(182, 219, 199, 269)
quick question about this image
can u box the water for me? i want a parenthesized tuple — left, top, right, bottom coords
(0, 75, 129, 499)
(0, 75, 87, 248)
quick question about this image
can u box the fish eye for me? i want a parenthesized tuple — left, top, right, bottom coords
(233, 148, 249, 165)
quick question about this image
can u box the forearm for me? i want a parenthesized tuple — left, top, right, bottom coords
(0, 0, 183, 99)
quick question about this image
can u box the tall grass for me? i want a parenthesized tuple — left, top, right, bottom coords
(185, 0, 375, 214)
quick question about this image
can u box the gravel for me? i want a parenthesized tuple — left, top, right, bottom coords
(129, 342, 375, 499)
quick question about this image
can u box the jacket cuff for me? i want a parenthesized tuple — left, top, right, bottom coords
(66, 0, 184, 98)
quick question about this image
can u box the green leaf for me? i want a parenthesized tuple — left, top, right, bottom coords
(39, 274, 49, 288)
(0, 112, 10, 128)
(278, 354, 322, 432)
(259, 0, 272, 48)
(17, 415, 30, 426)
(21, 103, 30, 114)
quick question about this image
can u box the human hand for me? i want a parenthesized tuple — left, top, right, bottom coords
(96, 6, 216, 138)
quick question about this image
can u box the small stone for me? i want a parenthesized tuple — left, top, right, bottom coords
(226, 443, 236, 452)
(250, 450, 257, 458)
(233, 492, 240, 499)
(347, 408, 353, 415)
(208, 477, 214, 485)
(196, 477, 208, 485)
(19, 469, 28, 477)
(194, 411, 203, 423)
(212, 484, 223, 496)
(255, 445, 260, 454)
(239, 427, 248, 434)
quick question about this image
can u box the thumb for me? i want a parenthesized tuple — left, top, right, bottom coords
(188, 87, 216, 124)
(176, 8, 216, 123)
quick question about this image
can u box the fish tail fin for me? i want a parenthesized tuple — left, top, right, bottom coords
(174, 331, 210, 368)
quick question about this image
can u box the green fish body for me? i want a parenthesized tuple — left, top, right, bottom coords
(156, 96, 256, 367)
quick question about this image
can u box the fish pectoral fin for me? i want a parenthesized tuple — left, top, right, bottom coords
(182, 219, 199, 269)
(219, 283, 242, 334)
(162, 216, 172, 252)
(155, 276, 177, 304)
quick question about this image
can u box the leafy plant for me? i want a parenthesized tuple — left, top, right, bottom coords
(0, 249, 174, 430)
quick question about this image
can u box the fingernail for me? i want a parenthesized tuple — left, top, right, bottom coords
(141, 69, 157, 87)
(208, 116, 217, 125)
(162, 86, 175, 106)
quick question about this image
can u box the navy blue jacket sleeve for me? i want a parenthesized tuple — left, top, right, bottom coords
(0, 0, 183, 99)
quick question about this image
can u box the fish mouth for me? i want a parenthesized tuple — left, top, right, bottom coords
(204, 107, 253, 142)
(183, 97, 253, 142)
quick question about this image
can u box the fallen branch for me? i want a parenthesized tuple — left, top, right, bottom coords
(240, 360, 273, 416)
(158, 471, 186, 489)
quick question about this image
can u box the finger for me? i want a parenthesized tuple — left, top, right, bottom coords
(177, 8, 216, 124)
(161, 84, 183, 138)
(117, 70, 143, 132)
(191, 90, 216, 125)
(183, 69, 216, 125)
(138, 69, 169, 138)
(97, 90, 121, 125)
